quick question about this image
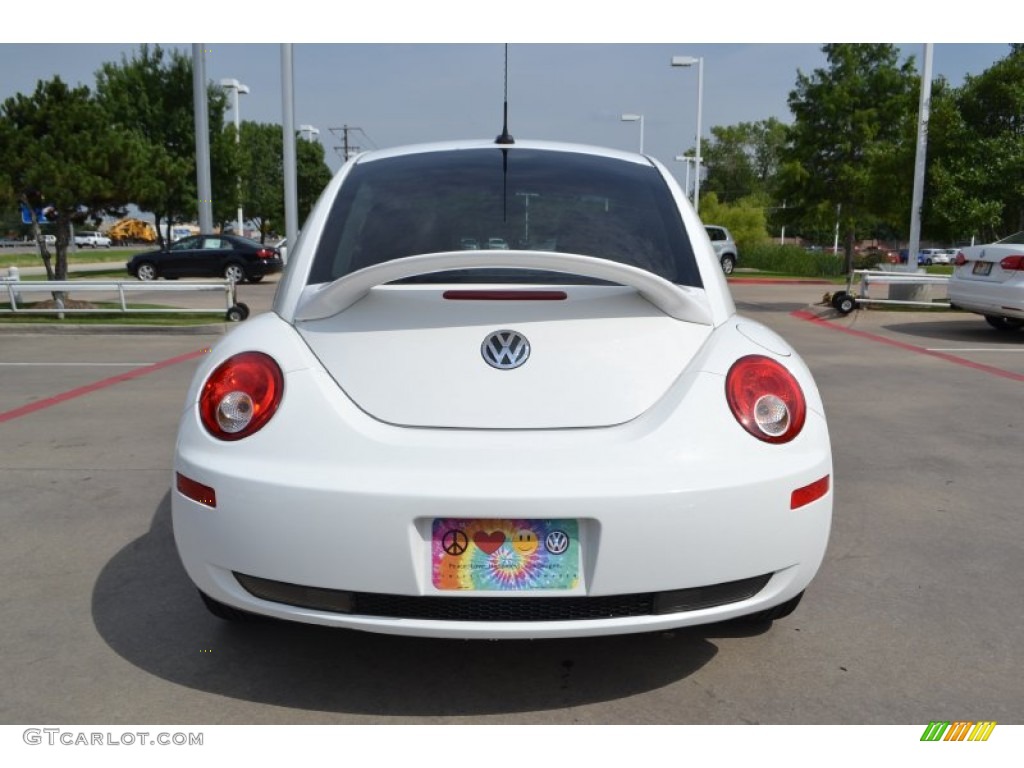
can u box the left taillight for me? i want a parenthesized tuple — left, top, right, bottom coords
(199, 352, 284, 441)
(725, 355, 807, 444)
(254, 248, 275, 259)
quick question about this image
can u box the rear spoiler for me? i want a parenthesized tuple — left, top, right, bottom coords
(294, 251, 714, 325)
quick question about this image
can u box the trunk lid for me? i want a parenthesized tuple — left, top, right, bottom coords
(296, 284, 713, 429)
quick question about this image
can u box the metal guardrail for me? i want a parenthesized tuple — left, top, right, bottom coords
(1, 274, 246, 320)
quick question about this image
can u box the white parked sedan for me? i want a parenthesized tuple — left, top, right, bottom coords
(949, 232, 1024, 330)
(74, 230, 112, 248)
(172, 139, 833, 639)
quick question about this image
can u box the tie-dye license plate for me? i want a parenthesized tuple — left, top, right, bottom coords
(431, 518, 580, 591)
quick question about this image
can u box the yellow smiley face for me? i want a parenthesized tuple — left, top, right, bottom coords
(512, 529, 538, 555)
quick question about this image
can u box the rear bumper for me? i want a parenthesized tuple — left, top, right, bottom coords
(250, 258, 284, 277)
(949, 280, 1024, 319)
(173, 362, 832, 639)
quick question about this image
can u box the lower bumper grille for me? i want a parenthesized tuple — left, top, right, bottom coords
(234, 572, 772, 622)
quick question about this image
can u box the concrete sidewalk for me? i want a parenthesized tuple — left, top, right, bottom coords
(7, 261, 129, 278)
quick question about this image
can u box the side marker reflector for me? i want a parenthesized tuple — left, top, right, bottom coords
(176, 472, 217, 508)
(791, 475, 830, 510)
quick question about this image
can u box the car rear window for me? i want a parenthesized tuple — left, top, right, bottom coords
(308, 148, 702, 288)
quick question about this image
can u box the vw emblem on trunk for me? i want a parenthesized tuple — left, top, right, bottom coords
(482, 330, 531, 370)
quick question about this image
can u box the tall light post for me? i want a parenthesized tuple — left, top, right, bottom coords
(674, 155, 698, 201)
(620, 113, 645, 154)
(192, 45, 213, 234)
(220, 78, 249, 236)
(670, 55, 704, 214)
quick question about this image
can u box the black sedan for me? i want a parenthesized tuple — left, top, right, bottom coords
(126, 234, 283, 283)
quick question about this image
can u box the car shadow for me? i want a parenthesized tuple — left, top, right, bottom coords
(879, 317, 1024, 344)
(91, 493, 771, 719)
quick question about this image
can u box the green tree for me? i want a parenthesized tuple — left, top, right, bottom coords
(237, 121, 333, 242)
(297, 135, 333, 225)
(779, 44, 918, 269)
(0, 77, 145, 282)
(238, 122, 284, 241)
(95, 44, 235, 247)
(701, 118, 787, 204)
(928, 45, 1024, 241)
(697, 192, 771, 252)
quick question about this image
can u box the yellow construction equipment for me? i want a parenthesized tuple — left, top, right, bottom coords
(107, 218, 157, 245)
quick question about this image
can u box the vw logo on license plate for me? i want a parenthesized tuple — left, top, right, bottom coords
(544, 530, 570, 555)
(482, 330, 530, 370)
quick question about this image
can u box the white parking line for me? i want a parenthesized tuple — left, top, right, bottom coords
(0, 362, 154, 367)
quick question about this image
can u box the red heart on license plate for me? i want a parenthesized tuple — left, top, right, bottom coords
(473, 531, 505, 555)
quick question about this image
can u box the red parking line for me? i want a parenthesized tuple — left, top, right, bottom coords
(791, 309, 1024, 383)
(0, 349, 208, 425)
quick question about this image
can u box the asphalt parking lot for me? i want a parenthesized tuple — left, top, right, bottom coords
(1, 278, 1021, 726)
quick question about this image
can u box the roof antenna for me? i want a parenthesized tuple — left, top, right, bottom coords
(495, 44, 515, 145)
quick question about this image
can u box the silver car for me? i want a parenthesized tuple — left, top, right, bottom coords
(705, 225, 739, 275)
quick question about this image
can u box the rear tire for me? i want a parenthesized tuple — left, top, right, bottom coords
(135, 262, 157, 281)
(984, 315, 1024, 331)
(224, 263, 246, 283)
(720, 255, 736, 275)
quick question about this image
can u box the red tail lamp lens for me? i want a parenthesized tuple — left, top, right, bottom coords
(999, 255, 1024, 271)
(954, 251, 967, 267)
(726, 355, 807, 444)
(199, 352, 284, 441)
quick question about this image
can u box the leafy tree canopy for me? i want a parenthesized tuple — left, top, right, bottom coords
(0, 77, 146, 279)
(778, 44, 918, 266)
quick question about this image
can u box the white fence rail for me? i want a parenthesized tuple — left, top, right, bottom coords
(1, 275, 243, 319)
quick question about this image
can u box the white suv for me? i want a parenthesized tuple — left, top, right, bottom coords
(705, 225, 739, 275)
(74, 231, 112, 248)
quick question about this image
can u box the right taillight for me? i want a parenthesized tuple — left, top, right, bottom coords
(199, 352, 284, 441)
(726, 355, 807, 444)
(999, 255, 1024, 271)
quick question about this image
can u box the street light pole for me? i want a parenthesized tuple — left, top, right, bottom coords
(298, 124, 320, 142)
(670, 55, 704, 214)
(220, 78, 249, 237)
(192, 45, 213, 234)
(674, 155, 697, 201)
(620, 113, 645, 154)
(281, 44, 299, 262)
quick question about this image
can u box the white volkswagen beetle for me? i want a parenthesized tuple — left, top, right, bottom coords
(172, 139, 833, 639)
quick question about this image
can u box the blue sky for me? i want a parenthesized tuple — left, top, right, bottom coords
(1, 4, 1014, 188)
